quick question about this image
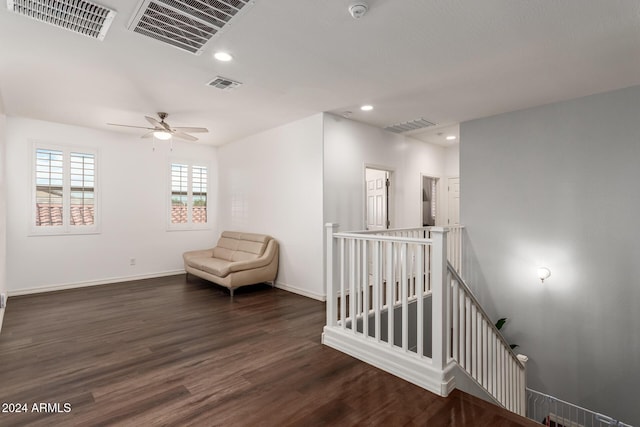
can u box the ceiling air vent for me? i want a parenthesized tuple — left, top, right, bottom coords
(384, 118, 436, 134)
(7, 0, 116, 40)
(207, 76, 242, 90)
(128, 0, 253, 55)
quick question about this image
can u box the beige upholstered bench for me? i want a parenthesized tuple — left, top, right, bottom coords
(183, 231, 279, 296)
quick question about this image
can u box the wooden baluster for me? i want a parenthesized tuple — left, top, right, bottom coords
(459, 290, 466, 369)
(416, 244, 424, 357)
(480, 317, 485, 388)
(386, 241, 394, 348)
(496, 339, 502, 404)
(362, 239, 369, 339)
(401, 242, 408, 351)
(325, 224, 338, 327)
(349, 238, 356, 335)
(464, 292, 473, 375)
(471, 304, 477, 380)
(510, 357, 515, 411)
(374, 240, 381, 342)
(355, 239, 361, 330)
(340, 238, 346, 330)
(451, 279, 459, 362)
(482, 319, 487, 389)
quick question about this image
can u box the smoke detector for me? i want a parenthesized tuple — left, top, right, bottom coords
(349, 2, 368, 19)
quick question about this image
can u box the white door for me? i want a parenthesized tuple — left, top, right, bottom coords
(448, 177, 460, 225)
(365, 168, 389, 230)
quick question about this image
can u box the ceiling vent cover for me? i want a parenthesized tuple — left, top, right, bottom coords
(207, 76, 242, 90)
(7, 0, 116, 40)
(128, 0, 252, 55)
(384, 118, 436, 134)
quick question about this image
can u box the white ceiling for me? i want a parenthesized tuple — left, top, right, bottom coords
(0, 0, 638, 146)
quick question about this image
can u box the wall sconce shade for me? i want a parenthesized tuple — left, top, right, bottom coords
(537, 267, 551, 283)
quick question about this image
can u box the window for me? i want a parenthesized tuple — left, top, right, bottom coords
(170, 162, 208, 228)
(33, 145, 97, 234)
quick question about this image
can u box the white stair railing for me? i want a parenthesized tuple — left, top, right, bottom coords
(448, 263, 528, 414)
(323, 224, 527, 416)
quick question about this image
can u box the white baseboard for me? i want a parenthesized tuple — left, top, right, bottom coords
(8, 270, 186, 297)
(322, 326, 455, 396)
(0, 307, 4, 334)
(275, 281, 326, 301)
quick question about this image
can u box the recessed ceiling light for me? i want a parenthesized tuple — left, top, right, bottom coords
(360, 105, 374, 111)
(214, 51, 233, 62)
(446, 135, 457, 141)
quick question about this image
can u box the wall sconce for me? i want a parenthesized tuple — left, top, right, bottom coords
(537, 267, 551, 283)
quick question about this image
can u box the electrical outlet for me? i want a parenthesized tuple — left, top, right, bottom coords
(0, 293, 6, 309)
(129, 258, 136, 266)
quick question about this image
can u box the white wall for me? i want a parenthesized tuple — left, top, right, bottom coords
(0, 114, 6, 330)
(323, 113, 447, 231)
(217, 114, 324, 300)
(5, 117, 218, 294)
(445, 144, 460, 177)
(460, 85, 640, 425)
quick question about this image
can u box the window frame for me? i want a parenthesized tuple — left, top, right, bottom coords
(167, 159, 210, 231)
(31, 142, 100, 236)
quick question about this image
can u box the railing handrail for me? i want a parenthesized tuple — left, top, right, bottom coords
(333, 232, 434, 244)
(448, 261, 524, 370)
(351, 225, 465, 234)
(352, 226, 432, 234)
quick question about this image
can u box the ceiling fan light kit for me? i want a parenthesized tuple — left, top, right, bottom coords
(153, 130, 172, 140)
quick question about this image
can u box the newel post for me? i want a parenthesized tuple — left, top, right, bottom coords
(517, 354, 529, 416)
(325, 223, 339, 327)
(430, 227, 449, 371)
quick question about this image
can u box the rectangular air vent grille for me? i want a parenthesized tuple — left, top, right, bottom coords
(7, 0, 116, 40)
(129, 0, 252, 55)
(384, 118, 436, 134)
(207, 76, 242, 90)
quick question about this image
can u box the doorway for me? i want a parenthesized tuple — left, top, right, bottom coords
(365, 167, 390, 231)
(421, 175, 439, 226)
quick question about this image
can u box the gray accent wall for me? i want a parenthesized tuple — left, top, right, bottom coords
(460, 85, 640, 425)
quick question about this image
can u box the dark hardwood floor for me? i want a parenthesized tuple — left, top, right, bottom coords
(0, 275, 538, 426)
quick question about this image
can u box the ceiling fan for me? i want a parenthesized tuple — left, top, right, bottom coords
(107, 112, 208, 141)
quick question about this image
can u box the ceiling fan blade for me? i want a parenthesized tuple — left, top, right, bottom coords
(145, 116, 163, 128)
(141, 131, 154, 139)
(172, 131, 199, 142)
(172, 127, 209, 133)
(107, 123, 155, 130)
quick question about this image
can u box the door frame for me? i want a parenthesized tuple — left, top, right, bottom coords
(363, 164, 394, 230)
